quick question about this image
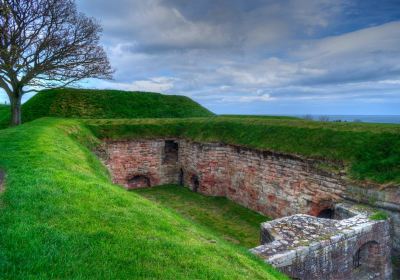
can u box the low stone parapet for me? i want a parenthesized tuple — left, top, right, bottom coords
(250, 203, 392, 279)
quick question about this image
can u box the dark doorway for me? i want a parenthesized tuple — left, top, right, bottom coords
(353, 248, 361, 268)
(127, 175, 151, 189)
(191, 175, 200, 192)
(317, 208, 334, 219)
(179, 168, 184, 186)
(163, 140, 179, 164)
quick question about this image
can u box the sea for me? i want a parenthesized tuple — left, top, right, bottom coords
(293, 115, 400, 124)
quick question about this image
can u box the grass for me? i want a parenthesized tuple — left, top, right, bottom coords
(24, 88, 214, 119)
(369, 210, 389, 221)
(0, 104, 10, 126)
(220, 115, 300, 120)
(0, 89, 398, 184)
(135, 185, 269, 248)
(0, 118, 286, 280)
(0, 88, 214, 127)
(85, 117, 400, 184)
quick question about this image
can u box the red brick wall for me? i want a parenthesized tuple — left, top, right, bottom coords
(103, 140, 179, 189)
(102, 139, 347, 218)
(179, 141, 346, 218)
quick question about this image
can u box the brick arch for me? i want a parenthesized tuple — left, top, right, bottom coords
(127, 175, 151, 189)
(352, 241, 382, 278)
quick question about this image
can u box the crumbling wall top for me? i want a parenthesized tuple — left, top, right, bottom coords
(251, 203, 392, 279)
(252, 203, 383, 259)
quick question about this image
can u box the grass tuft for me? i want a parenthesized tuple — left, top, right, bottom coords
(369, 210, 389, 221)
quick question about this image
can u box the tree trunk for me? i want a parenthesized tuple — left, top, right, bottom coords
(10, 94, 22, 126)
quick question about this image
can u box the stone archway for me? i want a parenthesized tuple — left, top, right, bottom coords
(352, 241, 382, 278)
(127, 175, 151, 189)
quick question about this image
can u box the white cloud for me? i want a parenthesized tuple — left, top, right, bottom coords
(73, 0, 400, 114)
(78, 0, 345, 52)
(86, 77, 176, 93)
(129, 77, 176, 92)
(220, 93, 275, 103)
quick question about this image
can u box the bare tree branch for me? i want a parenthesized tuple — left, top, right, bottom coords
(0, 0, 113, 125)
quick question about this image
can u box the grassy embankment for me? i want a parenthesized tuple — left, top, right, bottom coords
(0, 88, 214, 128)
(0, 88, 398, 183)
(0, 104, 10, 126)
(86, 117, 400, 184)
(0, 118, 286, 280)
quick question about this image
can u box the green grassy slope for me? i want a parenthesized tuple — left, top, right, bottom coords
(0, 118, 286, 280)
(86, 118, 400, 184)
(135, 185, 270, 248)
(0, 104, 10, 126)
(20, 88, 214, 122)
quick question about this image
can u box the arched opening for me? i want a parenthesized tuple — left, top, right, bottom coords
(127, 175, 151, 189)
(179, 168, 184, 186)
(352, 241, 381, 278)
(317, 208, 335, 219)
(191, 175, 200, 192)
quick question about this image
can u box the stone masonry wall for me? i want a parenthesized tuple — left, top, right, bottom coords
(250, 204, 392, 279)
(344, 185, 400, 276)
(102, 139, 347, 218)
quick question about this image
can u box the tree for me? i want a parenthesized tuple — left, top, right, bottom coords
(0, 0, 113, 125)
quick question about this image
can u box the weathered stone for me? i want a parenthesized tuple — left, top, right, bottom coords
(250, 204, 392, 280)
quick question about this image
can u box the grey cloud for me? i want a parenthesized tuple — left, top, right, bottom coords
(78, 0, 344, 53)
(73, 0, 400, 115)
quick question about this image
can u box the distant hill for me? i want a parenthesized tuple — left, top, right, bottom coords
(17, 88, 213, 122)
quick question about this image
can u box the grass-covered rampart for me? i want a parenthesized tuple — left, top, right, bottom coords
(86, 118, 400, 184)
(23, 88, 213, 120)
(0, 118, 286, 279)
(0, 88, 214, 127)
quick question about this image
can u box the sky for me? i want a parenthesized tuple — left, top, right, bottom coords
(6, 0, 400, 115)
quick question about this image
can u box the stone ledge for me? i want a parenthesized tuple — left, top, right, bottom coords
(250, 203, 392, 279)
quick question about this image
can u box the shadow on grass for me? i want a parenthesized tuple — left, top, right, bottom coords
(134, 184, 270, 248)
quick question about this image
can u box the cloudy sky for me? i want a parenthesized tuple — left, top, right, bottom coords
(16, 0, 400, 115)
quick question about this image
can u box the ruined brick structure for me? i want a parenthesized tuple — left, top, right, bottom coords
(250, 204, 392, 279)
(100, 139, 397, 279)
(103, 139, 347, 218)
